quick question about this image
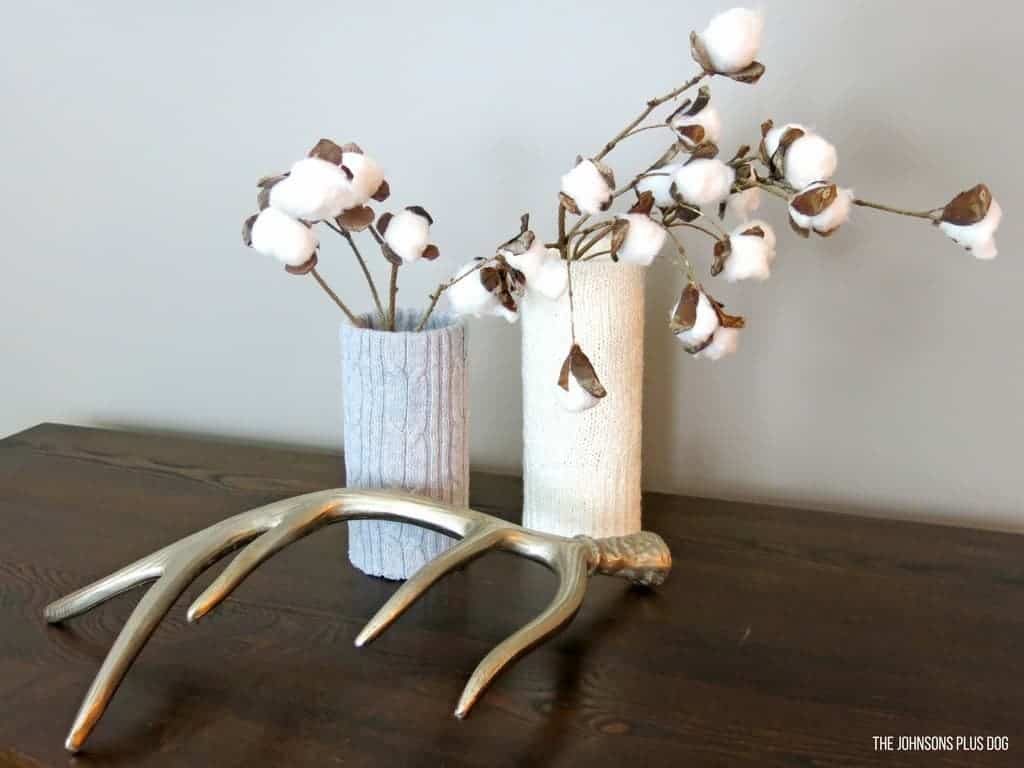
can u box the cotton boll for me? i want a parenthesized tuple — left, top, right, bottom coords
(789, 183, 854, 236)
(696, 327, 740, 361)
(783, 133, 838, 189)
(763, 123, 807, 160)
(343, 152, 385, 205)
(670, 105, 722, 148)
(249, 208, 318, 267)
(560, 375, 601, 412)
(500, 236, 547, 278)
(698, 8, 763, 74)
(617, 214, 666, 266)
(269, 157, 353, 221)
(636, 163, 682, 208)
(673, 159, 735, 206)
(383, 208, 431, 263)
(531, 250, 569, 300)
(726, 187, 761, 220)
(939, 198, 1002, 260)
(672, 289, 719, 349)
(446, 262, 497, 318)
(561, 159, 614, 215)
(722, 222, 776, 282)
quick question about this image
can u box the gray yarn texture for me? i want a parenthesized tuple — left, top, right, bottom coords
(340, 309, 468, 580)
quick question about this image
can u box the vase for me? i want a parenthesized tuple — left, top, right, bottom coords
(340, 309, 469, 579)
(520, 261, 645, 538)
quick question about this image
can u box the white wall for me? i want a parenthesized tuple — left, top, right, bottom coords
(2, 1, 1020, 530)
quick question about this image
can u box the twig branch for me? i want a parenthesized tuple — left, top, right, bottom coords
(310, 267, 362, 326)
(415, 260, 488, 332)
(852, 198, 940, 220)
(387, 263, 399, 331)
(323, 221, 385, 321)
(594, 73, 706, 161)
(566, 260, 576, 344)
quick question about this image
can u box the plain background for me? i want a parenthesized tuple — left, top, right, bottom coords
(1, 1, 1019, 531)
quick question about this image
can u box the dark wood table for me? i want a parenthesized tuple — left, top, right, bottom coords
(1, 424, 1021, 767)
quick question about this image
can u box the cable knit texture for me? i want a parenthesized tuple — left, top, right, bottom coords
(521, 262, 645, 538)
(340, 310, 468, 579)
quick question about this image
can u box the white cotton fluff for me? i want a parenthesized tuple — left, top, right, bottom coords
(269, 157, 353, 221)
(617, 214, 666, 266)
(789, 184, 854, 235)
(696, 327, 740, 361)
(726, 187, 761, 220)
(939, 199, 1002, 261)
(500, 236, 547, 278)
(561, 159, 613, 215)
(722, 221, 777, 282)
(383, 209, 431, 263)
(698, 8, 763, 74)
(531, 250, 569, 300)
(763, 124, 837, 189)
(673, 159, 735, 206)
(670, 105, 723, 147)
(447, 261, 497, 318)
(250, 207, 318, 267)
(672, 289, 719, 348)
(343, 152, 385, 205)
(560, 375, 602, 413)
(636, 164, 682, 208)
(782, 133, 838, 189)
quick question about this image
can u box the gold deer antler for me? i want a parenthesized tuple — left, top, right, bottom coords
(45, 489, 671, 753)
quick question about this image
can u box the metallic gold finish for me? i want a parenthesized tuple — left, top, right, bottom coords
(45, 489, 672, 753)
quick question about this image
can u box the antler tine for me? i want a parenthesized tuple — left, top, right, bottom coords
(44, 549, 168, 624)
(454, 543, 591, 719)
(355, 525, 508, 648)
(188, 497, 336, 622)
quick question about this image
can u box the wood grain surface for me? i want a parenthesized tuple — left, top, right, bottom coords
(0, 423, 1021, 767)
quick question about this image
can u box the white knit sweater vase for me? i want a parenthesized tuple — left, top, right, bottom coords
(521, 261, 645, 538)
(340, 310, 469, 580)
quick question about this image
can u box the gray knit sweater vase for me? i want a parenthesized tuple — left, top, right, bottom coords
(340, 310, 468, 580)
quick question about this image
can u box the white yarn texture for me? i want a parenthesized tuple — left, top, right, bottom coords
(521, 261, 645, 538)
(341, 310, 468, 579)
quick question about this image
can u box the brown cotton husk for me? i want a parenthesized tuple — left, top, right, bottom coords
(711, 238, 731, 276)
(689, 31, 714, 73)
(730, 145, 752, 163)
(242, 214, 257, 247)
(371, 179, 390, 202)
(308, 138, 344, 165)
(557, 344, 607, 399)
(674, 124, 706, 149)
(941, 183, 992, 226)
(593, 158, 617, 191)
(422, 244, 440, 261)
(669, 282, 701, 334)
(726, 61, 766, 84)
(708, 294, 745, 329)
(791, 183, 838, 217)
(740, 225, 766, 238)
(758, 120, 774, 165)
(559, 192, 581, 215)
(284, 252, 319, 275)
(498, 228, 536, 256)
(336, 206, 375, 231)
(609, 218, 630, 262)
(770, 126, 806, 179)
(256, 174, 287, 211)
(687, 142, 720, 162)
(339, 142, 363, 155)
(629, 191, 656, 215)
(376, 211, 393, 235)
(405, 205, 434, 225)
